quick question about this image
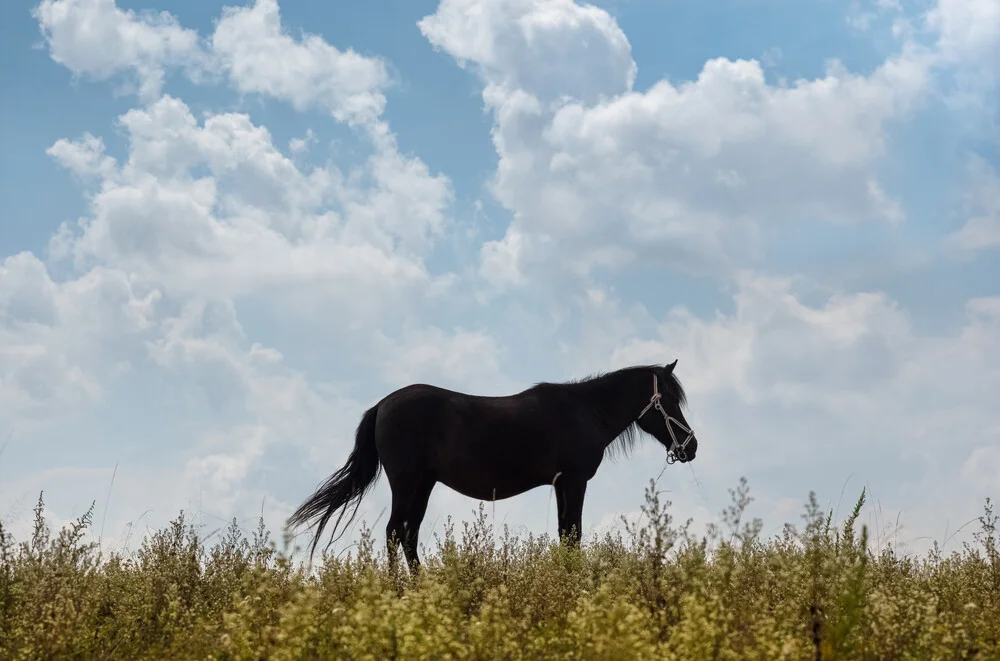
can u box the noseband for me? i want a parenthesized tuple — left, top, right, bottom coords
(638, 374, 695, 464)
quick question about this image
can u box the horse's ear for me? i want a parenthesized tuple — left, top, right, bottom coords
(665, 359, 677, 373)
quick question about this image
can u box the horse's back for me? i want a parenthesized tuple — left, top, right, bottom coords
(375, 382, 552, 450)
(374, 383, 480, 437)
(380, 382, 534, 413)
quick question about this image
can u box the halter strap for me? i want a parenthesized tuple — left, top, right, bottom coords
(637, 373, 695, 464)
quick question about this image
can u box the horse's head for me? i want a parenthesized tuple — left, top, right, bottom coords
(635, 360, 697, 464)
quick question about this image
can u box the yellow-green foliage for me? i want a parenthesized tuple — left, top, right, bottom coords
(1, 479, 998, 660)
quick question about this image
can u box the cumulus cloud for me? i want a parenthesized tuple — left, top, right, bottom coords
(924, 0, 1000, 136)
(32, 0, 394, 123)
(33, 0, 210, 101)
(419, 0, 636, 106)
(948, 155, 1000, 252)
(212, 0, 390, 125)
(36, 0, 455, 321)
(7, 0, 456, 552)
(419, 0, 931, 287)
(373, 325, 525, 396)
(0, 253, 158, 421)
(926, 0, 1000, 66)
(46, 95, 452, 325)
(6, 0, 999, 562)
(561, 273, 1000, 551)
(288, 129, 316, 155)
(0, 270, 373, 553)
(46, 133, 118, 181)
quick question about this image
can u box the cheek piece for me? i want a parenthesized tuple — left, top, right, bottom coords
(636, 374, 695, 464)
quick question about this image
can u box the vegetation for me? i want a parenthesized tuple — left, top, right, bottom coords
(1, 479, 998, 660)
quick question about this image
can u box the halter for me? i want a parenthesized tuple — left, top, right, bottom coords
(637, 373, 695, 464)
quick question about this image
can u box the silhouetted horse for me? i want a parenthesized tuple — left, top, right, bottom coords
(287, 361, 698, 570)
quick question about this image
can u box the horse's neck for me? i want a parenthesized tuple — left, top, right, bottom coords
(576, 369, 650, 439)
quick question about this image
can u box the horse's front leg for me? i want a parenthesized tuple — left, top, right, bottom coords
(555, 477, 587, 547)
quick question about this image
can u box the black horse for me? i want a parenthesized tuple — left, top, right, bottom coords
(287, 361, 698, 569)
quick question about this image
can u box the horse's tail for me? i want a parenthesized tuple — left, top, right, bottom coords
(287, 402, 383, 560)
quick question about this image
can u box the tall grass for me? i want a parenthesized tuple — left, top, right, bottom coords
(1, 479, 997, 660)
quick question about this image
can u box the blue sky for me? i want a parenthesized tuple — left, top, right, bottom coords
(1, 0, 998, 560)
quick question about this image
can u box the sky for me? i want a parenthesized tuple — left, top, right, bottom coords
(1, 0, 998, 562)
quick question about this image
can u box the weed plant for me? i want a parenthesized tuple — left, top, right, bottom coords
(1, 479, 997, 660)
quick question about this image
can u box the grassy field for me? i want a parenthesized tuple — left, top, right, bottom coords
(1, 479, 997, 660)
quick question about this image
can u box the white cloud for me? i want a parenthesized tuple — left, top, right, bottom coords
(373, 325, 525, 396)
(923, 0, 999, 135)
(46, 133, 118, 181)
(32, 0, 458, 342)
(0, 279, 371, 553)
(926, 0, 1000, 66)
(211, 0, 390, 125)
(559, 273, 1000, 551)
(7, 0, 999, 564)
(32, 0, 392, 121)
(420, 0, 931, 287)
(846, 0, 907, 34)
(961, 443, 1000, 494)
(5, 0, 459, 554)
(418, 0, 636, 107)
(32, 0, 209, 101)
(288, 129, 316, 154)
(948, 155, 1000, 252)
(0, 253, 158, 421)
(46, 95, 452, 325)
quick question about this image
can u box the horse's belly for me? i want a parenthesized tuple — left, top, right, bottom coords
(438, 474, 548, 502)
(432, 443, 556, 501)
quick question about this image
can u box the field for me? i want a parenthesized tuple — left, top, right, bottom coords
(1, 479, 997, 660)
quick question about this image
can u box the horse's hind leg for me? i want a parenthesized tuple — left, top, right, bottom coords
(386, 475, 435, 572)
(401, 478, 435, 571)
(386, 492, 408, 569)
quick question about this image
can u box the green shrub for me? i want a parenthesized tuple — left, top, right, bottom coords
(0, 482, 997, 660)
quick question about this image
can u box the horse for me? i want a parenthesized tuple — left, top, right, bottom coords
(287, 360, 698, 570)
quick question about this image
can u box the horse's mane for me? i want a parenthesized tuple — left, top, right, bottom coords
(526, 363, 687, 462)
